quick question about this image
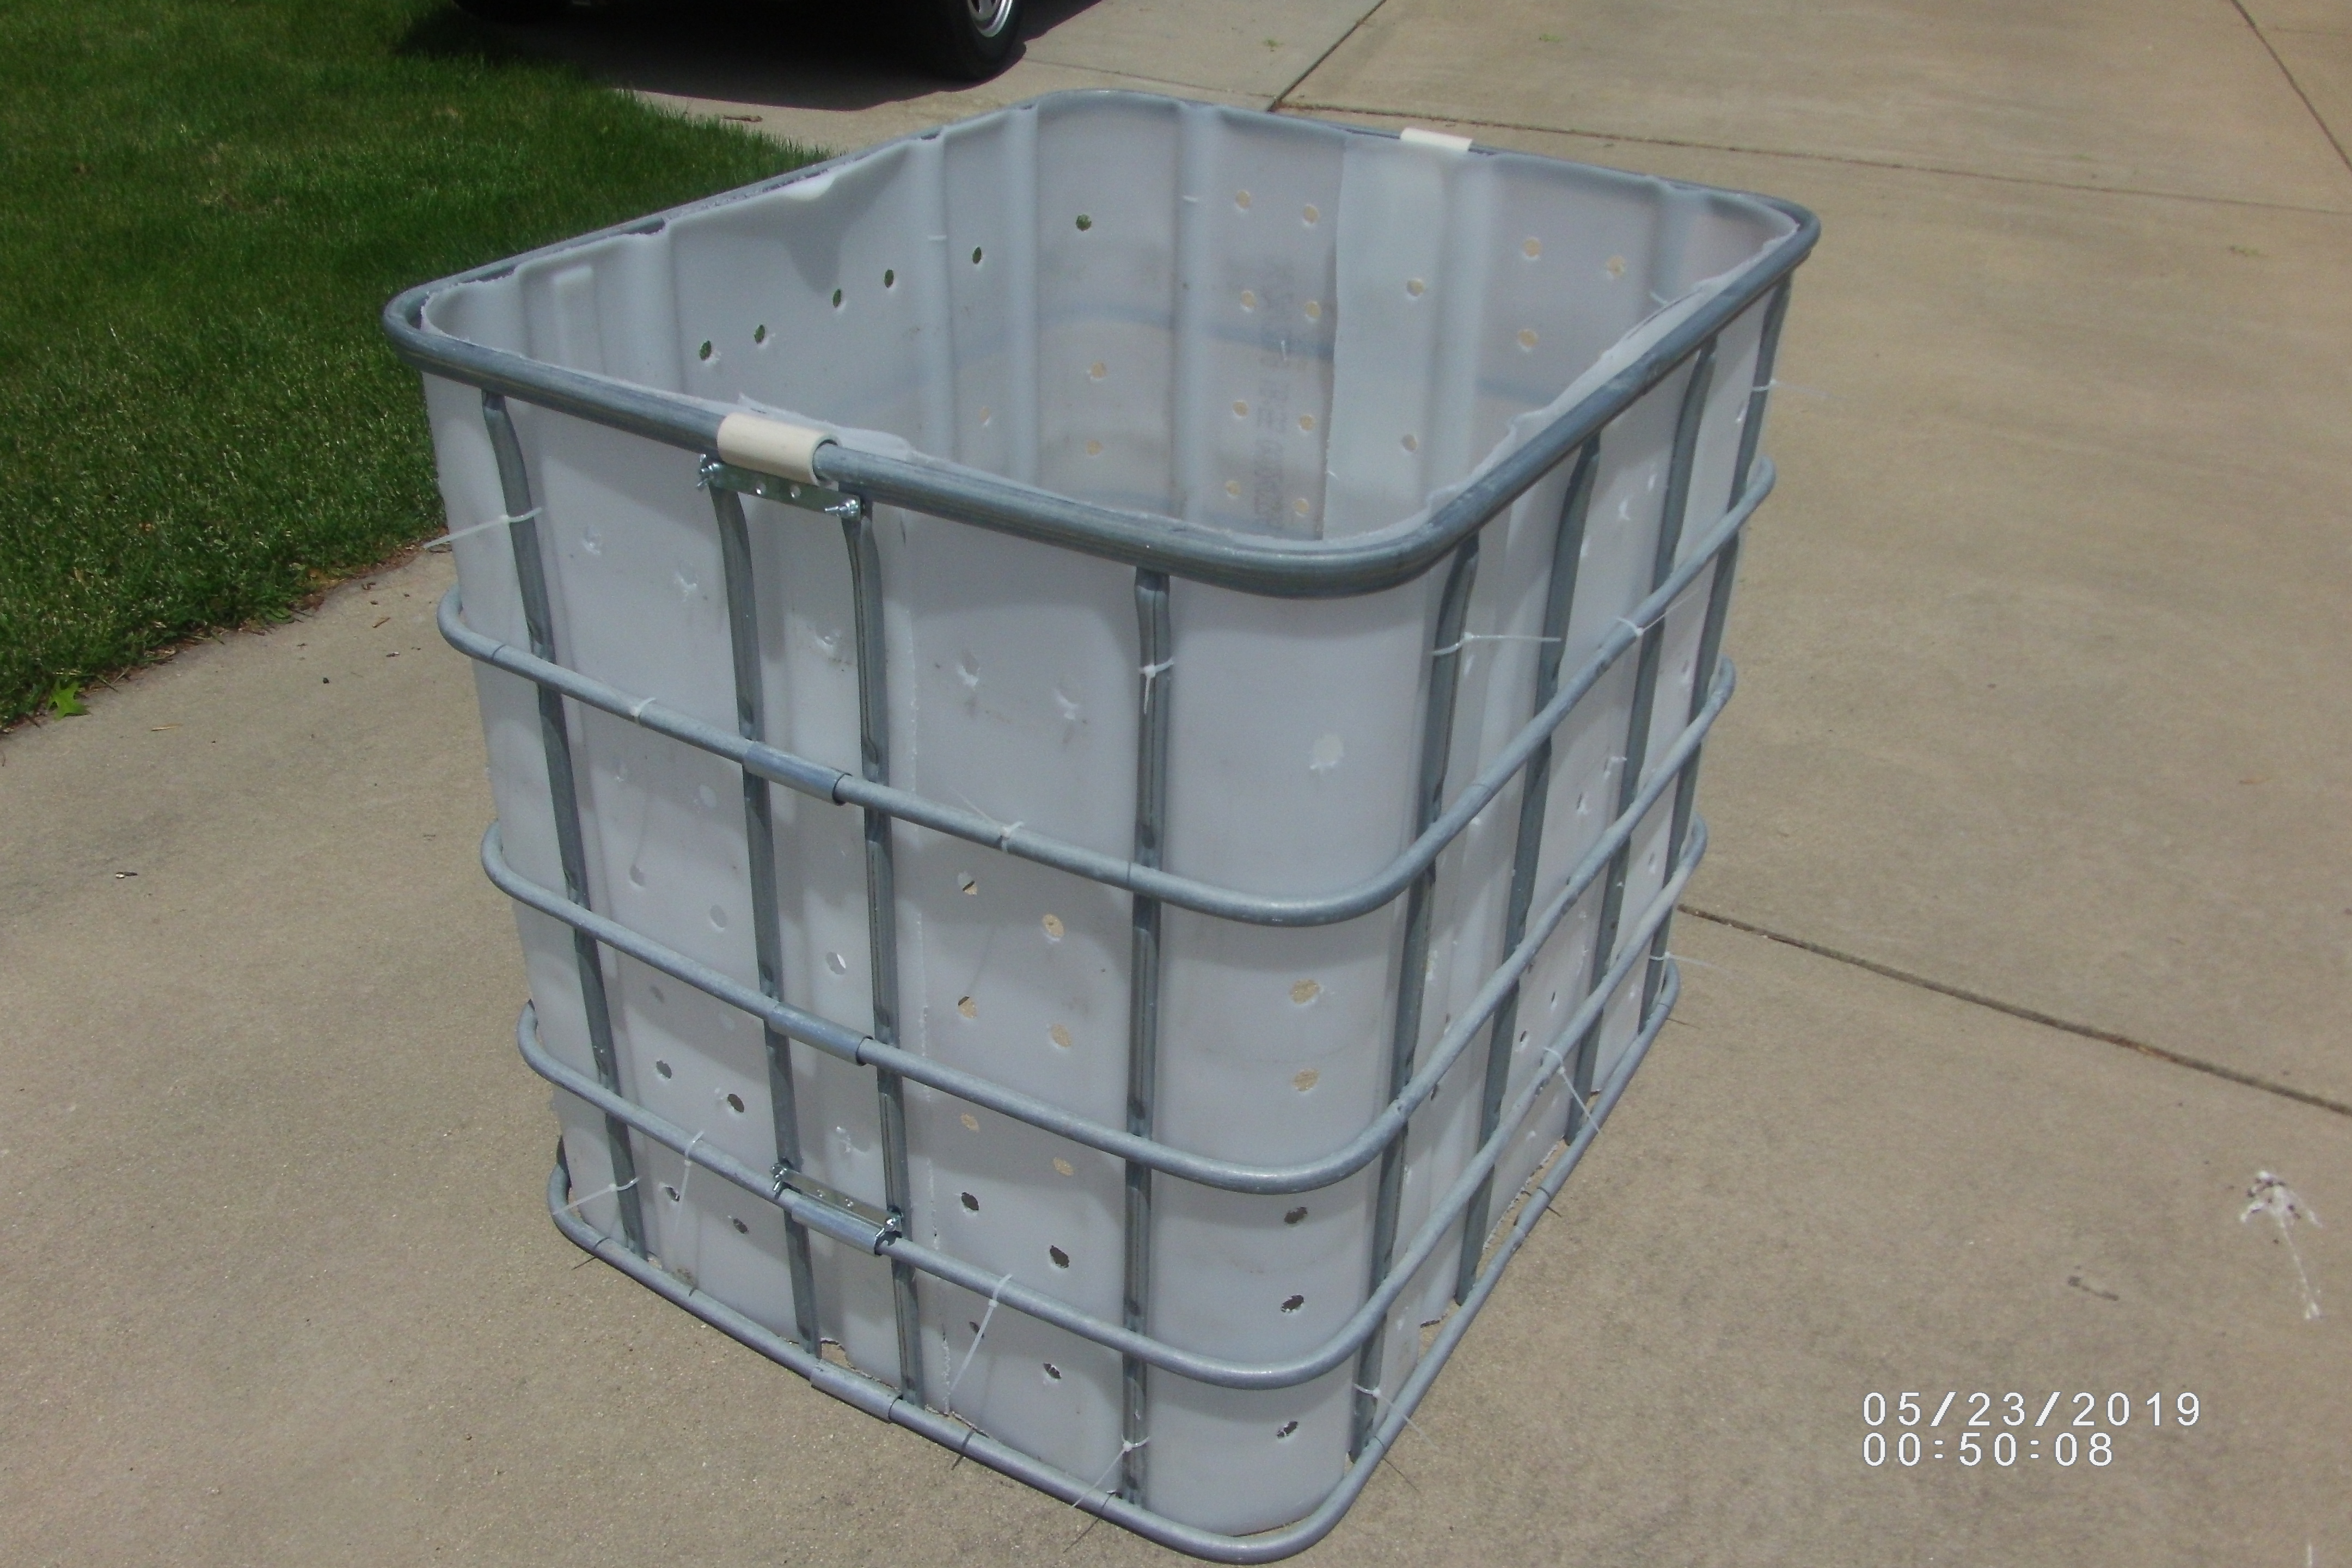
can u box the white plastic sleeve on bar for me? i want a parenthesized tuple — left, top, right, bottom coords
(1399, 127, 1474, 155)
(716, 412, 832, 484)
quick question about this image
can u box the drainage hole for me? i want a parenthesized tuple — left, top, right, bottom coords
(1276, 1420, 1299, 1439)
(654, 1059, 673, 1079)
(1043, 1362, 1063, 1380)
(730, 1216, 749, 1234)
(697, 340, 713, 361)
(752, 323, 768, 344)
(724, 1092, 745, 1114)
(1280, 1294, 1306, 1313)
(1283, 1205, 1308, 1226)
(831, 287, 843, 308)
(1048, 1245, 1070, 1269)
(1074, 213, 1092, 231)
(971, 246, 983, 264)
(663, 1185, 681, 1203)
(883, 268, 896, 288)
(960, 1191, 980, 1212)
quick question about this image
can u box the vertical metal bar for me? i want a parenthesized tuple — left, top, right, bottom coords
(712, 485, 822, 1350)
(481, 391, 646, 1257)
(1121, 568, 1173, 1502)
(840, 503, 927, 1404)
(1568, 343, 1717, 1130)
(1350, 539, 1480, 1457)
(1639, 285, 1796, 1016)
(1451, 441, 1599, 1303)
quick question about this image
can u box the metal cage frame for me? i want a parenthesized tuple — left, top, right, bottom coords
(384, 102, 1815, 1563)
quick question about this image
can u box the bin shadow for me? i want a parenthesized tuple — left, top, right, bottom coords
(399, 0, 1107, 115)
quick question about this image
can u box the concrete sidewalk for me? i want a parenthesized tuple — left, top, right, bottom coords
(4, 1, 2348, 1562)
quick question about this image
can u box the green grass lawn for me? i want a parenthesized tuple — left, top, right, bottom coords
(0, 0, 818, 726)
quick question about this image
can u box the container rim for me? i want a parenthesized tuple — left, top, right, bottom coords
(380, 90, 1817, 598)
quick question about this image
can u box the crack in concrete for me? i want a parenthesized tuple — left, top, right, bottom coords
(1273, 102, 2352, 219)
(1678, 904, 2352, 1120)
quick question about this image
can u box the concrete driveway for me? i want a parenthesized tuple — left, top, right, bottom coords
(4, 1, 2347, 1562)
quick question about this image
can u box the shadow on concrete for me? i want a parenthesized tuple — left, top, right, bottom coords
(399, 0, 1105, 113)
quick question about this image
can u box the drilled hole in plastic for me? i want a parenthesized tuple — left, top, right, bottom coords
(730, 1216, 749, 1234)
(1276, 1420, 1300, 1439)
(1290, 978, 1321, 1005)
(1301, 203, 1319, 225)
(1291, 1067, 1320, 1093)
(1232, 399, 1249, 418)
(960, 1111, 981, 1131)
(1298, 414, 1315, 432)
(956, 871, 978, 895)
(1049, 1023, 1073, 1049)
(1280, 1294, 1306, 1313)
(1043, 1362, 1063, 1380)
(1053, 1157, 1075, 1177)
(960, 1191, 980, 1212)
(957, 996, 977, 1020)
(1401, 433, 1419, 452)
(1518, 327, 1539, 350)
(1239, 288, 1257, 310)
(648, 984, 666, 1004)
(663, 1184, 681, 1203)
(1283, 1205, 1308, 1226)
(1088, 360, 1106, 381)
(1085, 438, 1102, 456)
(697, 340, 713, 361)
(883, 268, 896, 288)
(654, 1059, 673, 1079)
(825, 951, 848, 976)
(1293, 497, 1310, 516)
(724, 1092, 745, 1114)
(1042, 913, 1064, 940)
(1074, 213, 1092, 231)
(1303, 299, 1321, 320)
(971, 246, 984, 264)
(1049, 1245, 1070, 1269)
(1224, 479, 1241, 497)
(831, 287, 843, 308)
(1517, 1030, 1530, 1051)
(967, 1320, 981, 1334)
(1406, 277, 1426, 297)
(752, 323, 767, 344)
(1607, 255, 1627, 279)
(1234, 189, 1251, 210)
(1524, 236, 1542, 259)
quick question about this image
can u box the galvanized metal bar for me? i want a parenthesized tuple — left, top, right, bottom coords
(840, 501, 927, 1404)
(520, 816, 1704, 1394)
(1570, 342, 1717, 1125)
(1452, 439, 1598, 1303)
(436, 460, 1771, 930)
(481, 391, 646, 1258)
(384, 142, 1817, 602)
(477, 654, 1734, 1203)
(1122, 568, 1173, 1500)
(711, 484, 822, 1350)
(544, 953, 1684, 1565)
(1351, 538, 1480, 1456)
(1640, 285, 1796, 1020)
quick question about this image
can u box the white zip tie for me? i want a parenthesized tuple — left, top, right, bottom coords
(944, 1272, 1015, 1411)
(559, 1175, 638, 1216)
(1071, 1437, 1149, 1510)
(1432, 633, 1563, 657)
(432, 506, 542, 550)
(1139, 658, 1174, 696)
(950, 788, 1024, 849)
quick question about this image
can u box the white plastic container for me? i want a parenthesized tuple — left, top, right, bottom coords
(389, 91, 1810, 1555)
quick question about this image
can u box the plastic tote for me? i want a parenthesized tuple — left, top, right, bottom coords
(384, 91, 1813, 1560)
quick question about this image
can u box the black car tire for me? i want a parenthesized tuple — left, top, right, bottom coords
(911, 0, 1022, 80)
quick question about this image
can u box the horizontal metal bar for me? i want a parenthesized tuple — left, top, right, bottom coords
(383, 103, 1815, 601)
(439, 460, 1766, 932)
(481, 656, 1726, 1196)
(519, 818, 1697, 1391)
(545, 950, 1679, 1563)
